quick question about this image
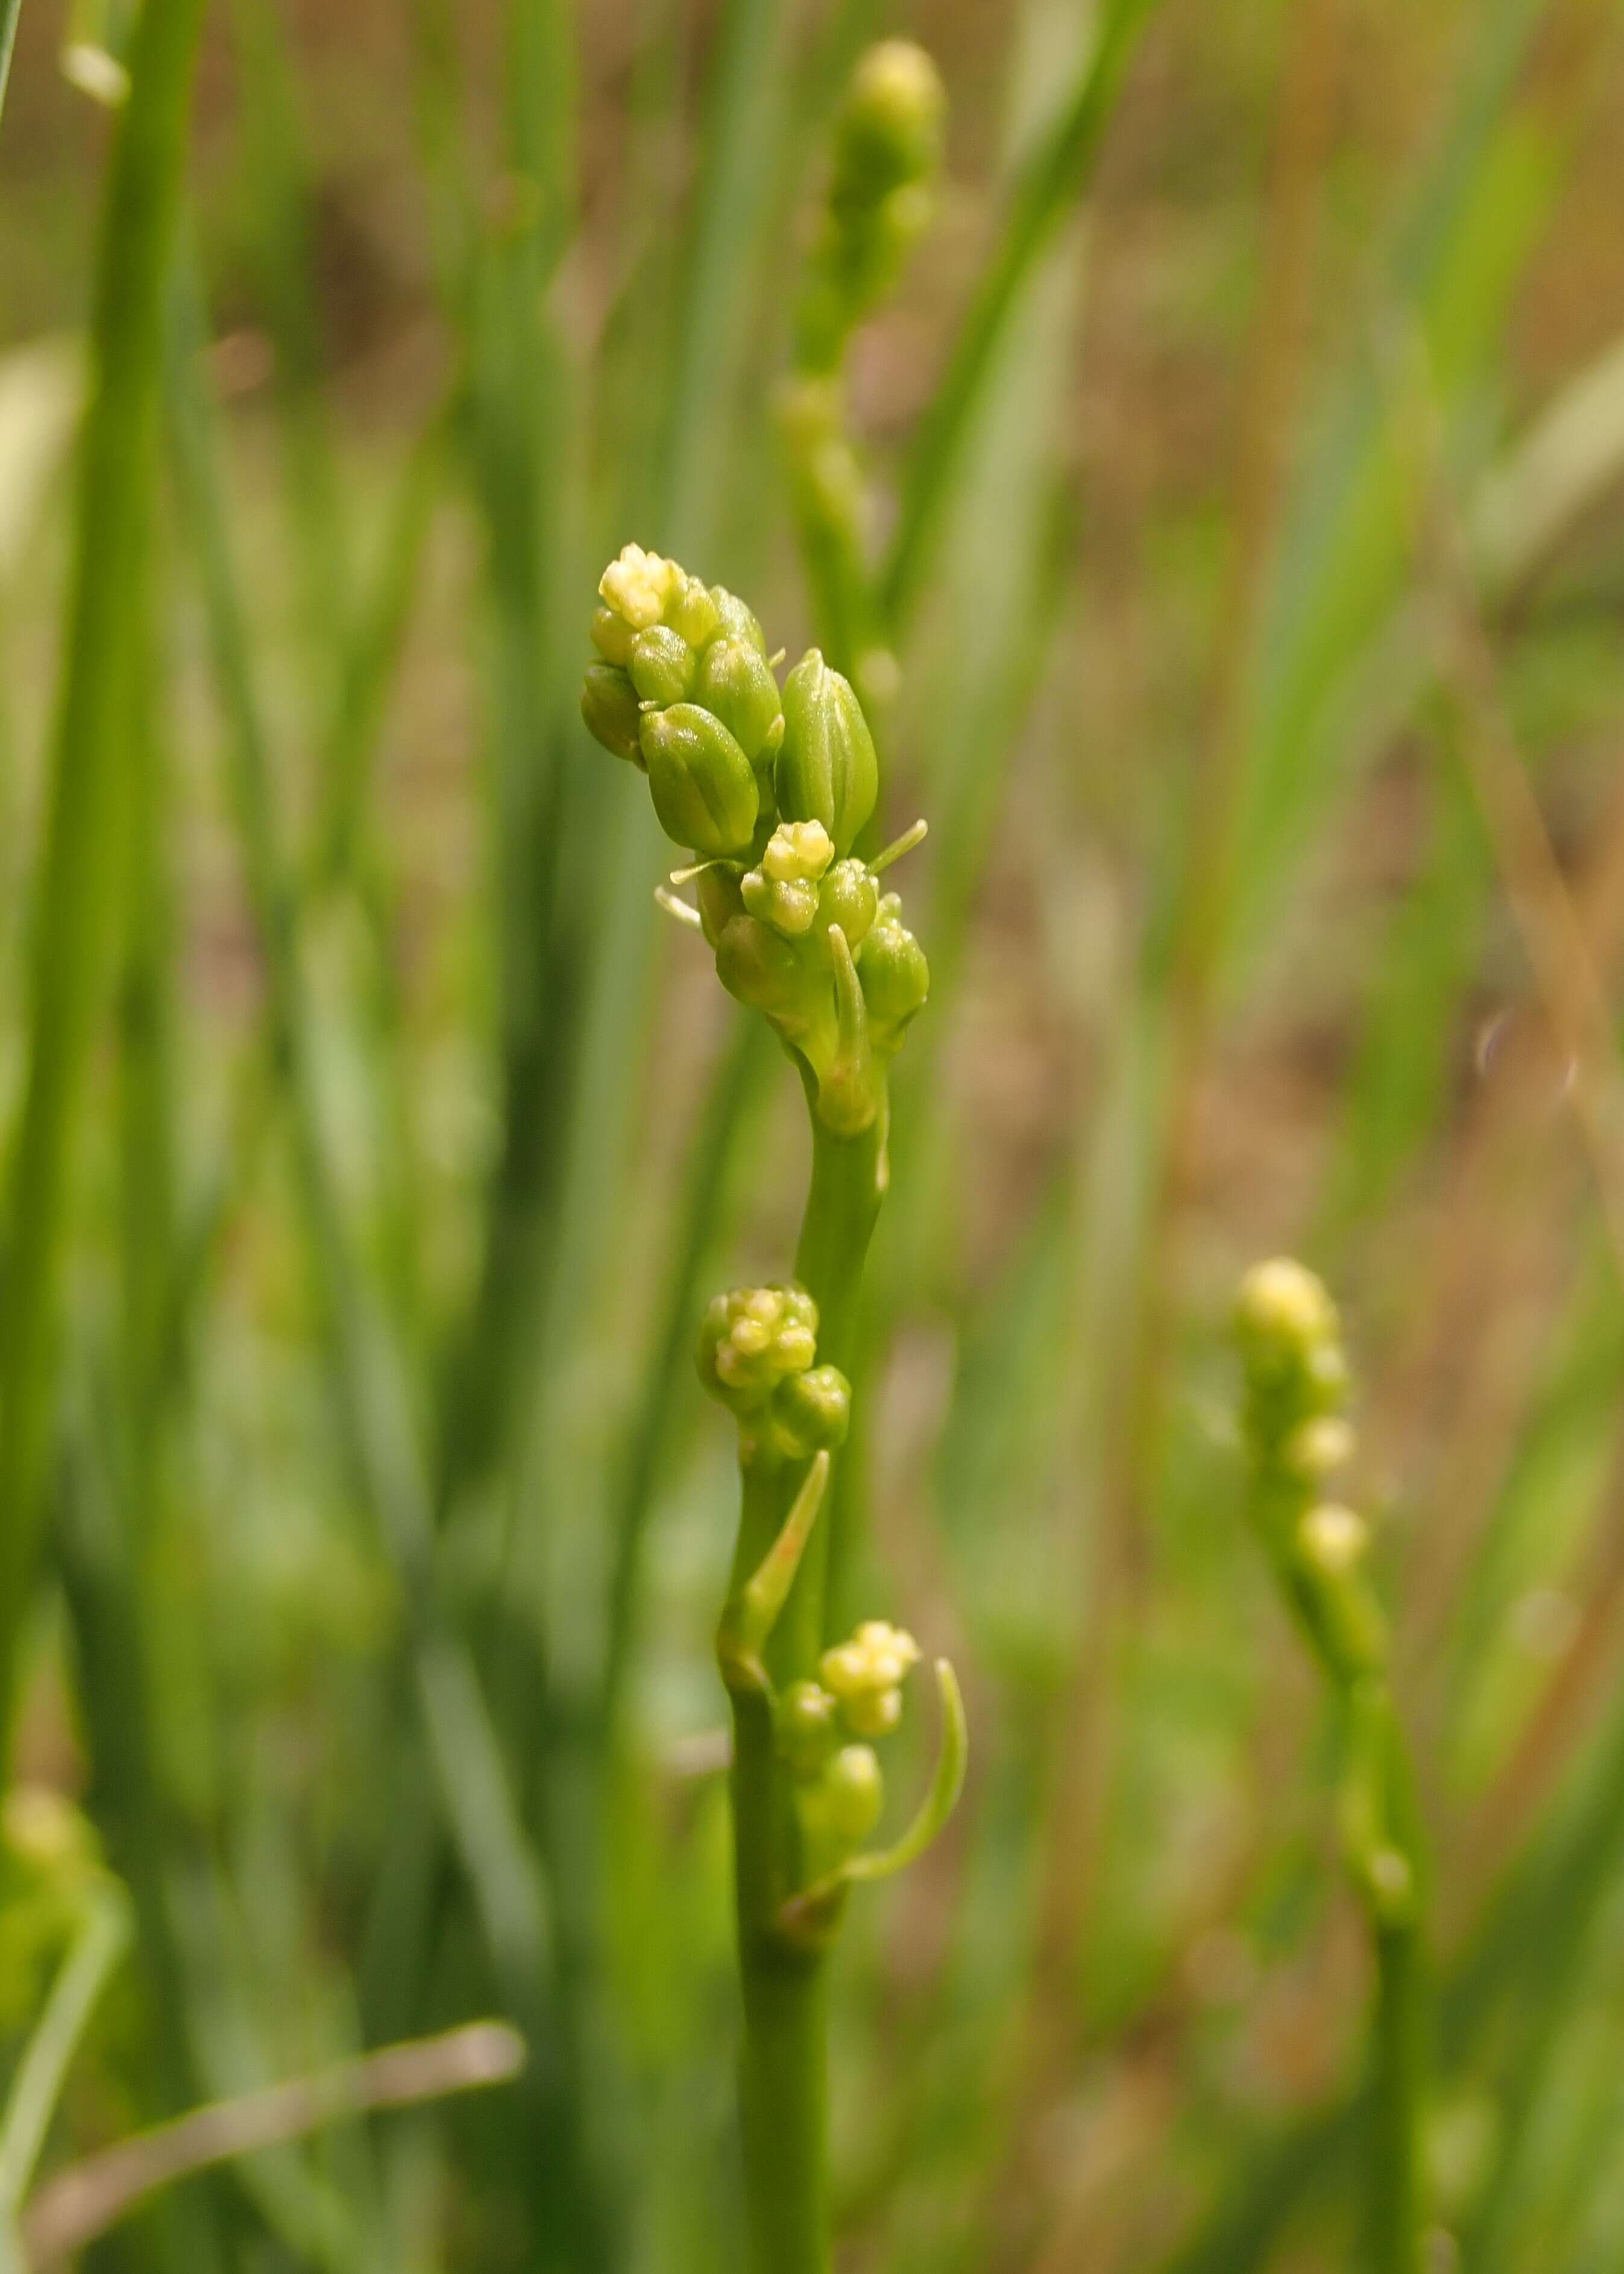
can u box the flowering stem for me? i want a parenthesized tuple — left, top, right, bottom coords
(730, 1101, 885, 2274)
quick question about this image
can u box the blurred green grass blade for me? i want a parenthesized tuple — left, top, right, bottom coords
(0, 0, 21, 131)
(880, 0, 1163, 633)
(1227, 0, 1556, 956)
(657, 0, 798, 548)
(1473, 326, 1624, 590)
(311, 393, 453, 894)
(1318, 755, 1487, 1238)
(163, 259, 557, 2049)
(0, 1885, 130, 2219)
(0, 0, 208, 1753)
(226, 0, 351, 681)
(597, 1013, 774, 1724)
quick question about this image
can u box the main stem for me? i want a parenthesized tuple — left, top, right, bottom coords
(730, 1096, 887, 2274)
(1371, 1918, 1426, 2274)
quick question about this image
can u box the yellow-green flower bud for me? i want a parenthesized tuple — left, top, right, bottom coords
(641, 703, 761, 857)
(741, 820, 835, 938)
(667, 574, 721, 650)
(1282, 1414, 1356, 1484)
(764, 820, 836, 883)
(743, 869, 819, 938)
(820, 1619, 919, 1738)
(697, 1283, 819, 1413)
(2, 1787, 98, 1885)
(766, 1362, 851, 1460)
(629, 623, 697, 707)
(777, 1681, 840, 1779)
(710, 587, 767, 655)
(590, 605, 636, 669)
(1235, 1258, 1339, 1368)
(581, 661, 644, 764)
(837, 41, 946, 197)
(599, 541, 681, 631)
(776, 649, 878, 857)
(694, 636, 784, 766)
(857, 896, 929, 1051)
(815, 857, 878, 949)
(1297, 1501, 1369, 1580)
(822, 1745, 884, 1844)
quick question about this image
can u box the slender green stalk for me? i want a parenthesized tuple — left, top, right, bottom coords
(1233, 1262, 1429, 2274)
(0, 0, 208, 1756)
(726, 1111, 886, 2274)
(0, 0, 22, 131)
(1372, 1918, 1426, 2272)
(0, 1887, 130, 2221)
(729, 1458, 831, 2274)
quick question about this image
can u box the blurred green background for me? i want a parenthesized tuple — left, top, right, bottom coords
(2, 0, 1624, 2267)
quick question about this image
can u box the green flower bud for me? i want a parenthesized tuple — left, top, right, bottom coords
(837, 40, 946, 196)
(714, 912, 813, 1027)
(581, 662, 644, 764)
(641, 704, 761, 857)
(814, 857, 878, 950)
(822, 1745, 884, 1845)
(590, 605, 636, 669)
(743, 869, 819, 938)
(776, 650, 878, 857)
(694, 635, 784, 766)
(710, 587, 767, 655)
(629, 624, 696, 708)
(667, 574, 720, 651)
(764, 1363, 852, 1461)
(777, 1682, 840, 1780)
(857, 896, 929, 1051)
(694, 861, 745, 949)
(697, 1283, 819, 1413)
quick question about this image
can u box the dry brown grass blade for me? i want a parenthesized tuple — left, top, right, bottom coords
(21, 2023, 524, 2267)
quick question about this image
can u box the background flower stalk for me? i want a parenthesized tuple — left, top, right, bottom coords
(1234, 1259, 1430, 2274)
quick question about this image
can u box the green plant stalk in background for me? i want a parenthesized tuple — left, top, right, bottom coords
(1233, 1260, 1429, 2274)
(0, 0, 22, 131)
(0, 0, 209, 1755)
(580, 538, 964, 2272)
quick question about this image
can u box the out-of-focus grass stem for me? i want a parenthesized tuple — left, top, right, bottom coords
(0, 0, 209, 1754)
(0, 0, 22, 131)
(163, 262, 558, 2064)
(879, 0, 1163, 634)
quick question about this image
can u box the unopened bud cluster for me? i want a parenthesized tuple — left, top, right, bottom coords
(797, 40, 947, 371)
(1233, 1261, 1383, 1687)
(584, 548, 929, 1135)
(697, 1283, 851, 1464)
(776, 1621, 922, 1872)
(584, 544, 784, 860)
